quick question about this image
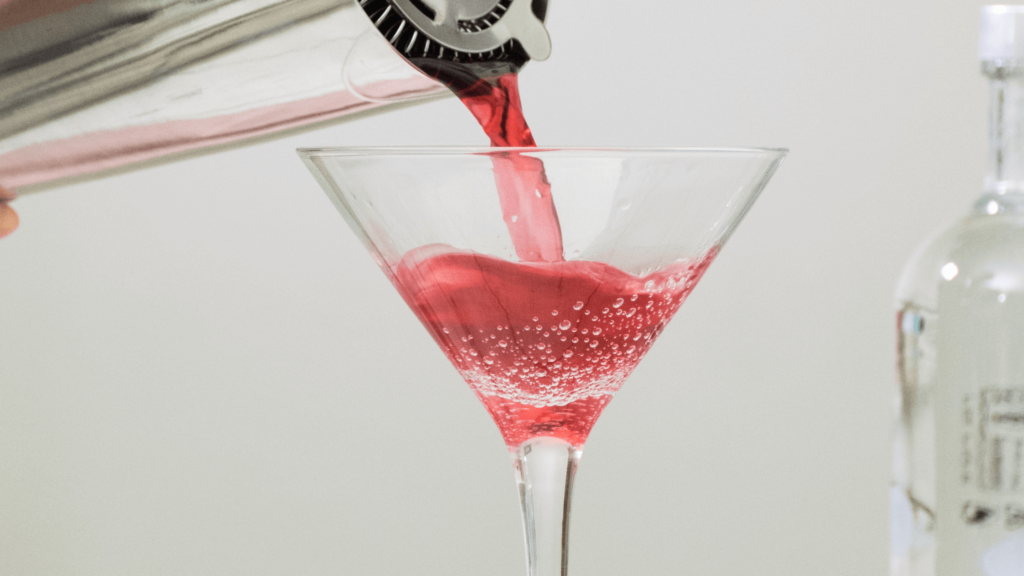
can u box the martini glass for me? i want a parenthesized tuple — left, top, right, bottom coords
(298, 146, 786, 576)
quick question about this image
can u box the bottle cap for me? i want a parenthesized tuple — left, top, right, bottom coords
(981, 5, 1024, 61)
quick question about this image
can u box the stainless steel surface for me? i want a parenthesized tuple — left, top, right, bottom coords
(1, 0, 341, 139)
(0, 0, 446, 190)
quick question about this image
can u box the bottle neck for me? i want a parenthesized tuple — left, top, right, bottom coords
(985, 62, 1024, 193)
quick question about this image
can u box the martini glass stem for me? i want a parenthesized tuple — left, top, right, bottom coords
(512, 437, 581, 576)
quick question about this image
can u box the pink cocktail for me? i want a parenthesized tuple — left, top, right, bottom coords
(299, 146, 785, 576)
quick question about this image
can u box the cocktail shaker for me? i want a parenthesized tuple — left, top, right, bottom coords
(0, 0, 448, 191)
(0, 0, 551, 192)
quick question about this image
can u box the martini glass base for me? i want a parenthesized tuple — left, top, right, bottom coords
(513, 437, 581, 576)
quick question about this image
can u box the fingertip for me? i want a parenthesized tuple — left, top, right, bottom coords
(0, 202, 19, 238)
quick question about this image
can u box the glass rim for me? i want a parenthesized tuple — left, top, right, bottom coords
(296, 146, 789, 158)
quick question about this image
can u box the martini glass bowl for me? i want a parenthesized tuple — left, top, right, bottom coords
(298, 146, 786, 576)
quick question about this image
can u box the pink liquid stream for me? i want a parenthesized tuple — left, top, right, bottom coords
(456, 73, 563, 263)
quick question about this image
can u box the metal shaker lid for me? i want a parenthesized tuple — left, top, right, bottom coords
(359, 0, 550, 67)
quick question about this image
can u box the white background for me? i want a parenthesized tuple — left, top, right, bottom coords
(0, 0, 994, 574)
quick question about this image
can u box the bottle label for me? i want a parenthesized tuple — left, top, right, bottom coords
(937, 386, 1024, 576)
(969, 389, 1024, 498)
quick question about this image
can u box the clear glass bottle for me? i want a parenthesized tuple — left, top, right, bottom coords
(893, 7, 1024, 576)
